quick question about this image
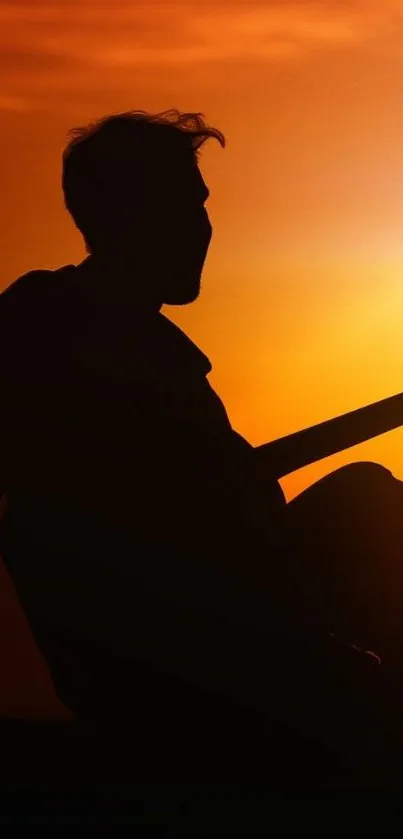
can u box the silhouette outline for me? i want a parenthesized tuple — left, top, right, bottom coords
(2, 109, 403, 800)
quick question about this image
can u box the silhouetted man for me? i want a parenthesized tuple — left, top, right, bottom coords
(1, 110, 403, 782)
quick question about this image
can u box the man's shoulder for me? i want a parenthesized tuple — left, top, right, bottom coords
(1, 265, 73, 307)
(0, 265, 75, 338)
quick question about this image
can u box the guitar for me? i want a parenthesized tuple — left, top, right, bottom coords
(2, 395, 403, 511)
(256, 391, 403, 478)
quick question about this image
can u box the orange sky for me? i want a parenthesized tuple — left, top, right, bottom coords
(3, 1, 403, 499)
(3, 0, 403, 713)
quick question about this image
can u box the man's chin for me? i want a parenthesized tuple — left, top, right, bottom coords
(163, 283, 201, 306)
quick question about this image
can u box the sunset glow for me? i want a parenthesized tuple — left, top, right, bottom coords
(3, 0, 403, 712)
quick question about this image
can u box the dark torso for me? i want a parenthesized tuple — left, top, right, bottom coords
(0, 263, 285, 666)
(1, 262, 284, 554)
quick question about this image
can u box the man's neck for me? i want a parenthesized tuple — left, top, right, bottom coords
(76, 254, 163, 314)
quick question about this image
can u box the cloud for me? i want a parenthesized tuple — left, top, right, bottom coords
(0, 93, 31, 113)
(0, 1, 402, 112)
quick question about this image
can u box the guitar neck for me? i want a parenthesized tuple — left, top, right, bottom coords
(257, 391, 403, 478)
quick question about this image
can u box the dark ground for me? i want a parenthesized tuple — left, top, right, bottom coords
(1, 719, 403, 831)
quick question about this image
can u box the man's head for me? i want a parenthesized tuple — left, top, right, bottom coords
(62, 109, 225, 306)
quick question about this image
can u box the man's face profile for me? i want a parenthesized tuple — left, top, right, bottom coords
(118, 156, 213, 306)
(158, 162, 212, 306)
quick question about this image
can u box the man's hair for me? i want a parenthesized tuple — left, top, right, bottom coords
(62, 109, 225, 253)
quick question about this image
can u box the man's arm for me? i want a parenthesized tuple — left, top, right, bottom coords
(256, 391, 403, 478)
